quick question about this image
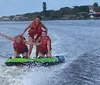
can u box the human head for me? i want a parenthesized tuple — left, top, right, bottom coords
(42, 31, 47, 37)
(35, 16, 42, 23)
(14, 35, 22, 43)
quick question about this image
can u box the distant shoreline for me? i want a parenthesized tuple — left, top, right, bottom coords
(0, 19, 100, 22)
(0, 2, 100, 21)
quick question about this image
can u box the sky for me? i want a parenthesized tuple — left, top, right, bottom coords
(0, 0, 100, 17)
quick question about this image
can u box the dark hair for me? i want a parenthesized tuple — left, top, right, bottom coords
(36, 16, 42, 20)
(42, 31, 47, 34)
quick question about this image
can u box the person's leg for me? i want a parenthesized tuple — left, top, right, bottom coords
(28, 36, 33, 56)
(42, 49, 48, 57)
(38, 52, 44, 57)
(47, 50, 52, 58)
(46, 53, 51, 58)
(23, 52, 28, 58)
(36, 45, 39, 57)
(35, 36, 41, 57)
(14, 51, 19, 57)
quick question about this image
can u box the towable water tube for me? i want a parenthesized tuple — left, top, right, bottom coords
(5, 56, 65, 66)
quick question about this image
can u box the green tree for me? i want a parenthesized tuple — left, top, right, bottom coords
(71, 6, 89, 14)
(43, 2, 47, 12)
(42, 2, 47, 18)
(60, 7, 71, 15)
(93, 2, 98, 8)
(93, 2, 99, 12)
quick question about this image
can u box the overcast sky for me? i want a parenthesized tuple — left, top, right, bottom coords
(0, 0, 100, 17)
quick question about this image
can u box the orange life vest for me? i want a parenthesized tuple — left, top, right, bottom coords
(13, 36, 28, 53)
(39, 36, 51, 54)
(28, 21, 43, 38)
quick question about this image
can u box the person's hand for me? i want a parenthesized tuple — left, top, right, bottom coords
(32, 42, 35, 45)
(31, 42, 36, 45)
(34, 34, 38, 40)
(36, 43, 39, 45)
(35, 43, 39, 45)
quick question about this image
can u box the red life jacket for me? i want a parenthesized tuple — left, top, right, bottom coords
(39, 36, 51, 52)
(28, 21, 43, 38)
(13, 36, 28, 53)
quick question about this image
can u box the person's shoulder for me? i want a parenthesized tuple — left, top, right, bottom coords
(47, 36, 51, 40)
(40, 21, 43, 25)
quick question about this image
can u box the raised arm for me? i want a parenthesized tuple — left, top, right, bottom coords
(22, 22, 32, 35)
(0, 32, 14, 41)
(42, 24, 48, 32)
(35, 37, 42, 45)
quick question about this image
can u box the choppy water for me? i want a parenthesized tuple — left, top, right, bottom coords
(0, 20, 100, 85)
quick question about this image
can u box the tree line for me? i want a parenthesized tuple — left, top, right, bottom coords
(8, 2, 100, 20)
